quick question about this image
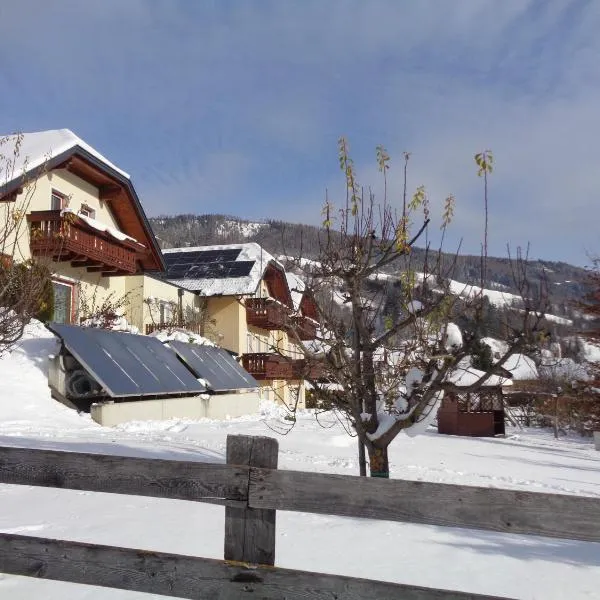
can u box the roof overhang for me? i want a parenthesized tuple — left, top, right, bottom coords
(264, 261, 293, 308)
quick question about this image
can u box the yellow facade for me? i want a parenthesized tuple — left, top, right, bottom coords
(204, 295, 306, 409)
(3, 165, 202, 335)
(124, 275, 201, 334)
(206, 296, 247, 353)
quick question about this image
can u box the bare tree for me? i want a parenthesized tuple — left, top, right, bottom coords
(0, 133, 53, 352)
(284, 139, 548, 478)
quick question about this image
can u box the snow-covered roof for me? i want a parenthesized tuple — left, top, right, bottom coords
(581, 338, 600, 363)
(1, 129, 129, 186)
(481, 337, 509, 357)
(503, 354, 538, 380)
(62, 208, 144, 247)
(164, 243, 282, 296)
(446, 365, 512, 388)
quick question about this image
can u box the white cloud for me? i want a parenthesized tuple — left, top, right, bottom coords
(0, 0, 598, 263)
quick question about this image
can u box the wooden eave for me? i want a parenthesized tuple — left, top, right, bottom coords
(263, 263, 293, 308)
(299, 294, 319, 321)
(0, 188, 21, 203)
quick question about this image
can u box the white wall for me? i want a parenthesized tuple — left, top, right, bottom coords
(90, 393, 260, 427)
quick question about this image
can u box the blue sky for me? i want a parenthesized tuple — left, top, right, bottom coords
(0, 0, 598, 265)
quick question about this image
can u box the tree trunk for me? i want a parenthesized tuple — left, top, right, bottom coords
(367, 444, 389, 478)
(554, 395, 559, 440)
(358, 439, 367, 477)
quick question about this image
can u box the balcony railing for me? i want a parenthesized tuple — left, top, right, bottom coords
(241, 353, 294, 380)
(246, 298, 290, 330)
(288, 315, 318, 340)
(241, 353, 327, 381)
(27, 210, 140, 274)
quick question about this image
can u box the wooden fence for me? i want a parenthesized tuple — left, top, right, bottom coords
(0, 434, 599, 599)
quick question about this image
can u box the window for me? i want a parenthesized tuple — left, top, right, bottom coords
(51, 190, 67, 211)
(79, 204, 95, 219)
(52, 280, 75, 324)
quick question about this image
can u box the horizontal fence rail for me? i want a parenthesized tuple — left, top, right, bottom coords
(1, 434, 599, 599)
(248, 468, 600, 543)
(0, 446, 248, 507)
(1, 443, 599, 543)
(0, 533, 507, 600)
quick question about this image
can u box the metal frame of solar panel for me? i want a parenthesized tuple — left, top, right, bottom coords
(48, 324, 207, 398)
(168, 341, 258, 392)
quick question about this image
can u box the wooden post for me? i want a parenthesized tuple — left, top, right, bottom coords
(224, 435, 278, 565)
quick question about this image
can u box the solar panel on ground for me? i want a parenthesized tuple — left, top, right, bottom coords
(168, 341, 258, 392)
(48, 324, 207, 398)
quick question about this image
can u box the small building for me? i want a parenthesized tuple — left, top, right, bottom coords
(438, 366, 512, 437)
(161, 243, 320, 409)
(48, 323, 260, 425)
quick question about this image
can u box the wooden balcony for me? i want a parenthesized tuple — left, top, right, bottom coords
(241, 353, 294, 380)
(241, 353, 327, 381)
(288, 315, 318, 340)
(27, 210, 142, 275)
(246, 298, 290, 330)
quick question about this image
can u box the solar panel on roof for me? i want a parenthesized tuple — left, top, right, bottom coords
(192, 249, 243, 264)
(163, 248, 242, 266)
(47, 324, 207, 398)
(186, 261, 254, 278)
(168, 341, 258, 392)
(166, 260, 254, 280)
(163, 249, 252, 280)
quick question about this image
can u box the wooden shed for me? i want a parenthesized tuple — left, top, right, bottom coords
(437, 367, 512, 437)
(438, 388, 506, 437)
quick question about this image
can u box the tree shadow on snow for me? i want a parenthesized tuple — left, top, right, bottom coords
(441, 529, 600, 567)
(468, 453, 600, 473)
(0, 434, 224, 463)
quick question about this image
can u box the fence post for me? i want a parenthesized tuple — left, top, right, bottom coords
(224, 434, 278, 565)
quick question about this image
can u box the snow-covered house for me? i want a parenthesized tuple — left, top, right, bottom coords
(162, 243, 319, 408)
(0, 129, 200, 331)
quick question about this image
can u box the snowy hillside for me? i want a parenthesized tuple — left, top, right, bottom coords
(0, 323, 599, 599)
(149, 214, 589, 305)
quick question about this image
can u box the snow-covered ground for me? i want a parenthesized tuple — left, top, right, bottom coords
(1, 323, 600, 599)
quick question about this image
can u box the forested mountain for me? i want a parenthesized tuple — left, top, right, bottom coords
(149, 213, 598, 363)
(149, 213, 589, 305)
